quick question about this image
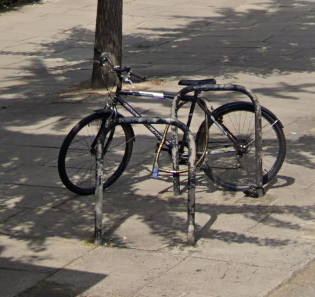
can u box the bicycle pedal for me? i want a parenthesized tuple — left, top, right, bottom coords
(243, 186, 264, 198)
(179, 159, 188, 165)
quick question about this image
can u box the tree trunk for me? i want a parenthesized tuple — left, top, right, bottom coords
(91, 0, 123, 89)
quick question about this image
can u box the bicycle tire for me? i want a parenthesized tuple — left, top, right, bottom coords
(195, 102, 286, 190)
(58, 112, 134, 195)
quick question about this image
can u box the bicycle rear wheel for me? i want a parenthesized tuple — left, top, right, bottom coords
(58, 112, 134, 195)
(195, 102, 286, 190)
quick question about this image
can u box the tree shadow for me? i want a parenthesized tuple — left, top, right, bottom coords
(1, 0, 315, 273)
(0, 127, 312, 250)
(285, 134, 315, 169)
(0, 241, 107, 297)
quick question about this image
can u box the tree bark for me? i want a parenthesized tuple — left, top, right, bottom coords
(91, 0, 123, 89)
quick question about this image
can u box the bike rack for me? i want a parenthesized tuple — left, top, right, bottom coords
(94, 117, 197, 246)
(94, 83, 264, 246)
(171, 84, 264, 197)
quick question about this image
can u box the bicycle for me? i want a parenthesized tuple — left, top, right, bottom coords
(58, 49, 286, 196)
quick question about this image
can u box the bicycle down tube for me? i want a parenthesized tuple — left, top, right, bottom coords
(114, 90, 197, 148)
(116, 90, 240, 155)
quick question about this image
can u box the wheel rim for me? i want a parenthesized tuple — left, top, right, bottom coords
(62, 117, 131, 194)
(202, 108, 284, 189)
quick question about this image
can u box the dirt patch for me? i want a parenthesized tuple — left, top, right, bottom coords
(48, 78, 166, 100)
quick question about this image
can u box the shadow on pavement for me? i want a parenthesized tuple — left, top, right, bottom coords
(1, 0, 315, 260)
(0, 243, 107, 297)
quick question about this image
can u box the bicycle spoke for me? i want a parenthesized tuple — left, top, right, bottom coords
(196, 103, 285, 190)
(59, 113, 134, 195)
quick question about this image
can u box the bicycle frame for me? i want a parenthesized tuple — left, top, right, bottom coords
(113, 90, 172, 146)
(109, 88, 238, 152)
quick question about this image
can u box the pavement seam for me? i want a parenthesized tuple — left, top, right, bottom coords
(245, 208, 279, 232)
(3, 182, 64, 189)
(0, 208, 28, 224)
(190, 254, 296, 271)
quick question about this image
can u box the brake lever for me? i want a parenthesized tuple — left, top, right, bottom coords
(124, 76, 135, 88)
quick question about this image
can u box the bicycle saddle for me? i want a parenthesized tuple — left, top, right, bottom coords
(178, 78, 216, 86)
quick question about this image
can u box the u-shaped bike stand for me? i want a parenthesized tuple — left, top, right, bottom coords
(171, 84, 264, 198)
(94, 84, 264, 246)
(94, 117, 197, 246)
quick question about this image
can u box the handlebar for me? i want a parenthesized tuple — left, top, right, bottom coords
(94, 48, 146, 82)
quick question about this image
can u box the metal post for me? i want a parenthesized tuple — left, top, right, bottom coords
(186, 132, 196, 245)
(94, 138, 103, 245)
(253, 99, 264, 197)
(171, 95, 181, 196)
(173, 84, 264, 196)
(102, 117, 197, 245)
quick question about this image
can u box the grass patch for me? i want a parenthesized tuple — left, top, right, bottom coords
(0, 0, 40, 12)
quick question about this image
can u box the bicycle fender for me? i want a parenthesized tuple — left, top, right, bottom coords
(93, 109, 136, 141)
(213, 101, 284, 128)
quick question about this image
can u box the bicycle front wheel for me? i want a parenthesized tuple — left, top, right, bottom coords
(58, 112, 134, 195)
(196, 102, 286, 190)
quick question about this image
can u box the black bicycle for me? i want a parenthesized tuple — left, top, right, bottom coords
(58, 50, 286, 195)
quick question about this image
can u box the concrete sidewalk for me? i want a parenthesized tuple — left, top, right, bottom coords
(1, 0, 315, 296)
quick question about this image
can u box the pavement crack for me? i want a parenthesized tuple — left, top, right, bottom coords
(305, 181, 315, 189)
(220, 265, 229, 279)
